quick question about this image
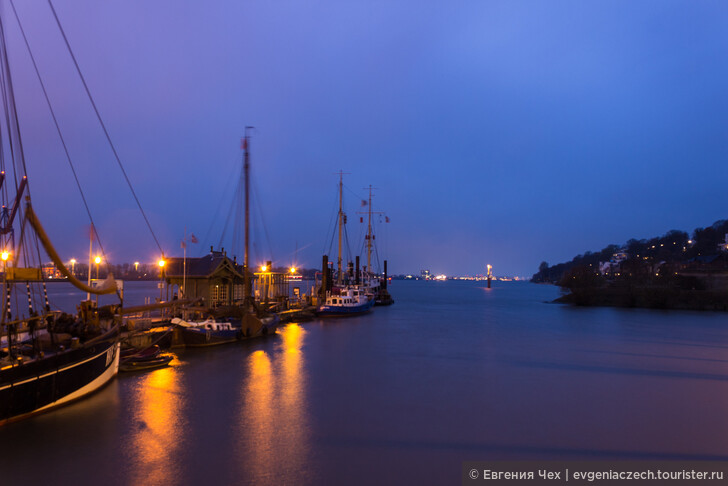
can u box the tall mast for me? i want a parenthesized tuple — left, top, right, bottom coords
(337, 170, 343, 284)
(243, 127, 253, 306)
(366, 185, 373, 275)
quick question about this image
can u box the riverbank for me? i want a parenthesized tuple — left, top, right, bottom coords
(556, 286, 728, 311)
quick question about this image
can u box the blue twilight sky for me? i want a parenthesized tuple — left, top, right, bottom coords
(3, 0, 728, 277)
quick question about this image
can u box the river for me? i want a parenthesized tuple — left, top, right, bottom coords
(2, 280, 727, 485)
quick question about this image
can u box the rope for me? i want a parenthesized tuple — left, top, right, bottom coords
(10, 0, 111, 262)
(47, 0, 164, 255)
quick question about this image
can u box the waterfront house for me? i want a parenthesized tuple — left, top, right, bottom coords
(163, 248, 247, 307)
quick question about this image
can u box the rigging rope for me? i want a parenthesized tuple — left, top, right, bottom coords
(48, 0, 164, 255)
(9, 0, 111, 263)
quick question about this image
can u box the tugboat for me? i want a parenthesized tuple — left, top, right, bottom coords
(316, 172, 374, 317)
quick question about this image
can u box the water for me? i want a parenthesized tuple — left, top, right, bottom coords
(3, 280, 728, 485)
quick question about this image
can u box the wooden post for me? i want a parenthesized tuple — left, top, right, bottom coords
(355, 256, 360, 285)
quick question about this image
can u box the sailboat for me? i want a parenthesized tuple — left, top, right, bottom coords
(175, 128, 279, 345)
(316, 173, 374, 317)
(0, 7, 122, 424)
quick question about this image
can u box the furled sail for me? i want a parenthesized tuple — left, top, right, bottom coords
(24, 203, 117, 295)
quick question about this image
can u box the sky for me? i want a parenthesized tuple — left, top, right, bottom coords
(2, 0, 728, 277)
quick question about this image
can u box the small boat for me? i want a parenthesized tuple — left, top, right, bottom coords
(120, 354, 174, 372)
(173, 318, 240, 347)
(172, 314, 280, 347)
(121, 344, 161, 360)
(317, 285, 374, 317)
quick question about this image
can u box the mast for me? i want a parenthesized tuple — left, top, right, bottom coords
(243, 127, 253, 307)
(366, 185, 373, 275)
(337, 171, 343, 284)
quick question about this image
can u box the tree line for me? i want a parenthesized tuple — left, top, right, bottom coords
(532, 219, 728, 284)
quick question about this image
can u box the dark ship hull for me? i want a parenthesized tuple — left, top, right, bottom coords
(0, 326, 120, 425)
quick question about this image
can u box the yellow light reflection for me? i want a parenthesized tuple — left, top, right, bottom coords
(243, 350, 274, 481)
(129, 365, 184, 485)
(237, 324, 310, 483)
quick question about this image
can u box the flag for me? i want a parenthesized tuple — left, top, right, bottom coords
(182, 233, 198, 249)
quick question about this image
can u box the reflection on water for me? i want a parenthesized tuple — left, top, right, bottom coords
(242, 350, 274, 482)
(128, 365, 186, 485)
(237, 324, 310, 484)
(278, 324, 310, 479)
(10, 281, 728, 485)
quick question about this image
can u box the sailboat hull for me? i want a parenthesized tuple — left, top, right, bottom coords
(0, 328, 120, 426)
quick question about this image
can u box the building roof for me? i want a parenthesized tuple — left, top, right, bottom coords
(164, 250, 246, 279)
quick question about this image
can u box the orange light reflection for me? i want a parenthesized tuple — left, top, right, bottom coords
(237, 324, 310, 483)
(129, 365, 185, 485)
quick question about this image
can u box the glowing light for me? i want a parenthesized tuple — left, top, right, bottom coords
(290, 267, 296, 274)
(158, 259, 165, 268)
(94, 256, 102, 265)
(1, 251, 9, 261)
(261, 265, 268, 272)
(70, 258, 76, 265)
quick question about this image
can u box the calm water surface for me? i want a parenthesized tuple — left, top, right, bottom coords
(3, 280, 728, 485)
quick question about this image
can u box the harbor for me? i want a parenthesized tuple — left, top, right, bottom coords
(1, 1, 728, 484)
(5, 280, 728, 485)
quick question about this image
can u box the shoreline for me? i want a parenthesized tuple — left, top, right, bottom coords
(555, 287, 728, 312)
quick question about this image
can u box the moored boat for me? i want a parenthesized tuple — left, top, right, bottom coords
(316, 285, 374, 316)
(172, 314, 280, 347)
(1, 322, 119, 425)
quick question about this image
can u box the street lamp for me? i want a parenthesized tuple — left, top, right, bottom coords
(261, 264, 268, 272)
(2, 251, 9, 278)
(94, 256, 101, 279)
(134, 261, 139, 273)
(70, 258, 76, 277)
(158, 258, 166, 302)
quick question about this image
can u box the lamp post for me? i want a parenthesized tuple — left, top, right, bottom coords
(158, 258, 165, 302)
(94, 256, 102, 304)
(2, 250, 9, 347)
(134, 261, 139, 274)
(70, 259, 76, 278)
